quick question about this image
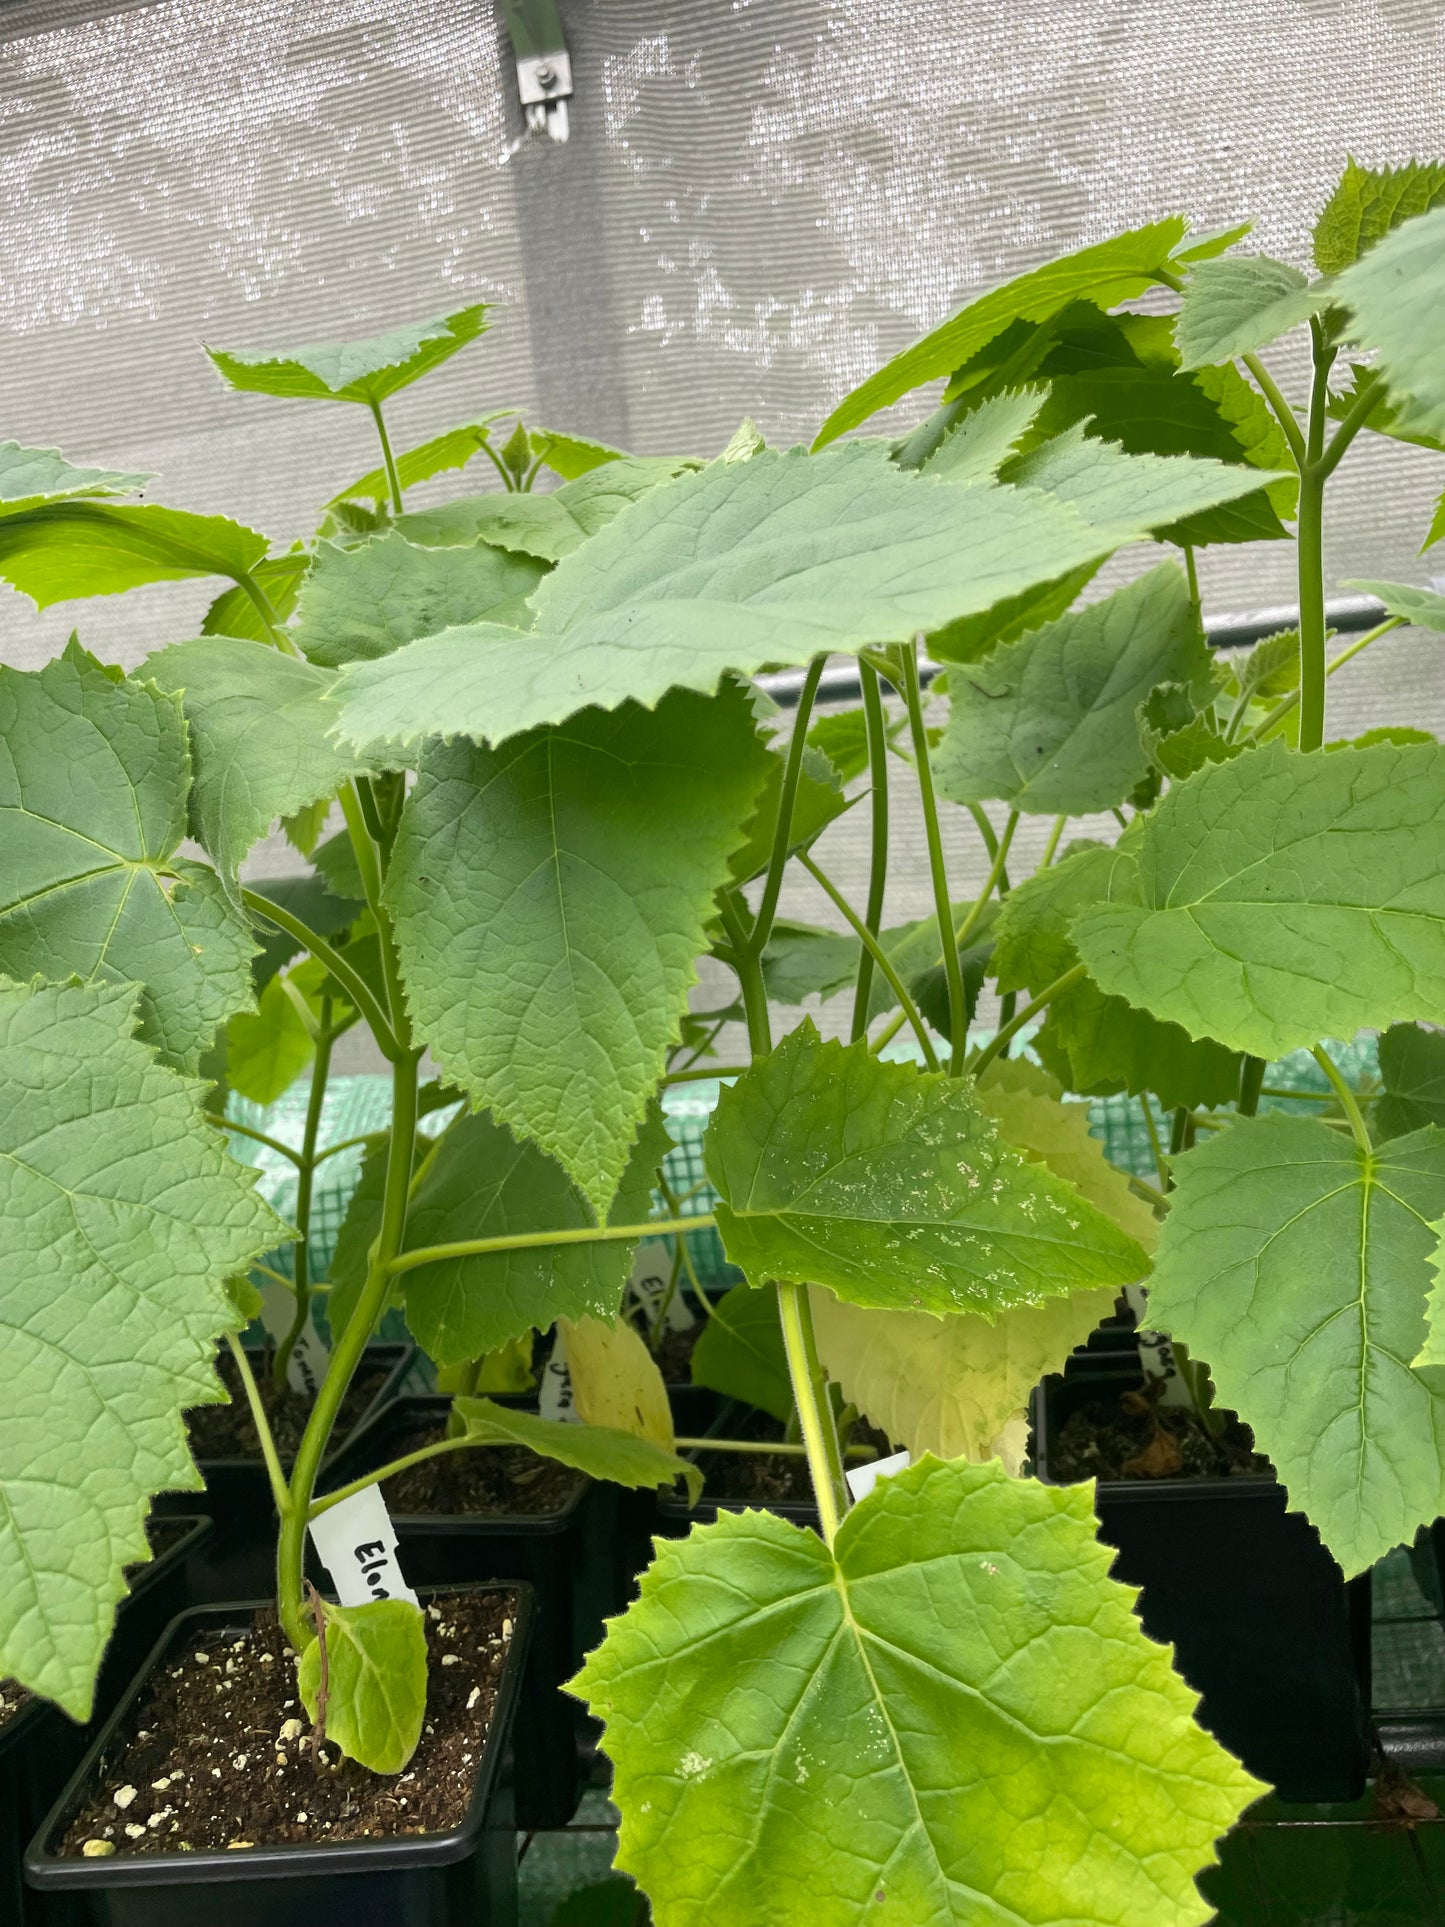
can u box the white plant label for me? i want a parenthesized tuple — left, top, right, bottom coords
(627, 1236, 696, 1333)
(257, 1277, 331, 1395)
(308, 1484, 418, 1609)
(846, 1448, 912, 1503)
(1136, 1328, 1194, 1409)
(539, 1324, 583, 1423)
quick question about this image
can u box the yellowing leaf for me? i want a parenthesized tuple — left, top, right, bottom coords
(562, 1315, 675, 1450)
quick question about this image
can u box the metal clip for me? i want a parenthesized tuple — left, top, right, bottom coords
(502, 0, 573, 145)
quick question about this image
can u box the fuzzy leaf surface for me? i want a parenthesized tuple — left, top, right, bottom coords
(453, 1395, 694, 1493)
(392, 458, 694, 562)
(689, 1283, 792, 1422)
(574, 1457, 1261, 1926)
(1071, 739, 1445, 1058)
(1314, 159, 1445, 275)
(935, 560, 1209, 814)
(0, 979, 286, 1715)
(1147, 1114, 1445, 1573)
(705, 1023, 1149, 1316)
(292, 531, 544, 667)
(299, 1598, 427, 1774)
(388, 683, 769, 1215)
(141, 635, 371, 882)
(366, 1106, 669, 1362)
(1175, 255, 1329, 370)
(0, 441, 150, 517)
(1333, 206, 1445, 440)
(328, 445, 1145, 753)
(1342, 577, 1445, 635)
(813, 219, 1191, 444)
(206, 304, 488, 405)
(993, 842, 1240, 1109)
(0, 502, 270, 609)
(0, 643, 255, 1069)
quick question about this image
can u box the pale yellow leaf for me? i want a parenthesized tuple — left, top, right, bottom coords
(561, 1314, 674, 1449)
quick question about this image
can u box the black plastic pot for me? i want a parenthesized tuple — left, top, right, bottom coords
(25, 1586, 531, 1927)
(2, 1513, 211, 1926)
(318, 1395, 589, 1830)
(1034, 1367, 1371, 1803)
(155, 1342, 414, 1601)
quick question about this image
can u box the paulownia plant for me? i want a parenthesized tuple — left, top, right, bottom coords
(6, 157, 1445, 1921)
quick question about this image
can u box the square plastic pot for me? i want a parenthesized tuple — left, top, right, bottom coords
(24, 1585, 531, 1927)
(2, 1513, 211, 1926)
(1034, 1367, 1371, 1803)
(154, 1342, 414, 1602)
(318, 1395, 590, 1831)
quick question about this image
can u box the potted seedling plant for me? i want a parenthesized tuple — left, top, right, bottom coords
(9, 153, 1445, 1925)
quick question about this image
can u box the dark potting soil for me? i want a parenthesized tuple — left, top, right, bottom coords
(58, 1591, 516, 1857)
(1049, 1384, 1272, 1484)
(378, 1425, 585, 1517)
(1, 1516, 199, 1737)
(185, 1352, 387, 1462)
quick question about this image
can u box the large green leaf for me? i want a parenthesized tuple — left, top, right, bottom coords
(328, 444, 1171, 754)
(141, 635, 372, 882)
(299, 1597, 427, 1774)
(1147, 1113, 1445, 1574)
(726, 741, 849, 886)
(223, 962, 324, 1105)
(935, 560, 1210, 814)
(926, 560, 1103, 668)
(1314, 158, 1445, 275)
(689, 1283, 792, 1421)
(0, 643, 255, 1069)
(1002, 425, 1290, 547)
(993, 842, 1241, 1110)
(451, 1395, 696, 1493)
(1375, 1022, 1445, 1141)
(812, 219, 1191, 446)
(759, 921, 862, 1006)
(0, 501, 271, 610)
(330, 412, 519, 503)
(387, 683, 771, 1216)
(1342, 577, 1445, 635)
(0, 441, 150, 517)
(291, 531, 544, 667)
(705, 1023, 1148, 1315)
(574, 1457, 1261, 1926)
(337, 1106, 671, 1362)
(0, 978, 287, 1715)
(1071, 739, 1445, 1058)
(1332, 205, 1445, 440)
(392, 458, 695, 562)
(205, 303, 488, 405)
(1175, 255, 1330, 370)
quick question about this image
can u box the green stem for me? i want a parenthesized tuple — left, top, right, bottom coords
(385, 1215, 716, 1279)
(663, 1064, 747, 1085)
(1039, 814, 1068, 871)
(273, 1011, 334, 1388)
(952, 811, 1017, 954)
(207, 1114, 303, 1166)
(1309, 1044, 1371, 1152)
(236, 573, 293, 652)
(777, 1283, 845, 1542)
(799, 851, 939, 1071)
(849, 661, 892, 1041)
(1169, 1105, 1195, 1160)
(1140, 1098, 1170, 1194)
(1317, 369, 1384, 481)
(720, 890, 772, 1052)
(225, 1333, 290, 1517)
(751, 656, 828, 957)
(367, 400, 405, 515)
(1244, 617, 1404, 743)
(337, 782, 385, 916)
(1182, 542, 1202, 626)
(277, 1045, 419, 1649)
(241, 889, 401, 1061)
(1129, 1175, 1168, 1211)
(899, 642, 967, 1070)
(965, 963, 1088, 1078)
(1237, 1055, 1266, 1119)
(311, 1434, 476, 1519)
(312, 1133, 379, 1166)
(676, 1436, 877, 1460)
(1296, 464, 1328, 752)
(1242, 351, 1307, 468)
